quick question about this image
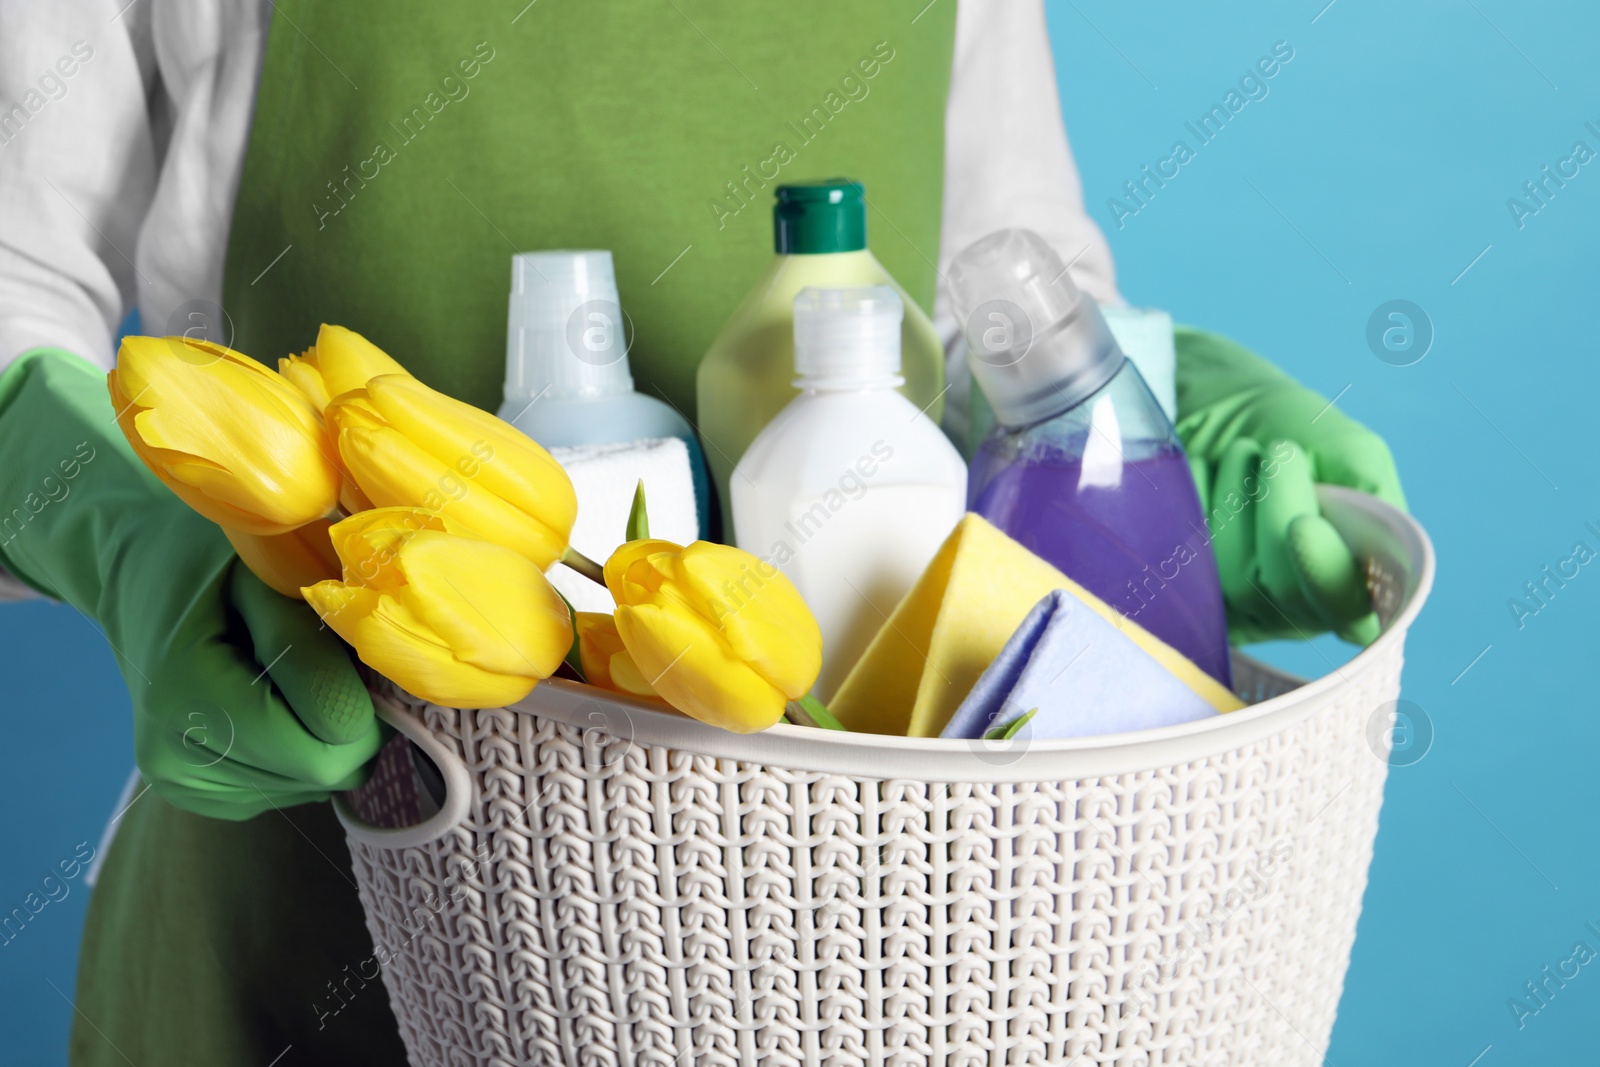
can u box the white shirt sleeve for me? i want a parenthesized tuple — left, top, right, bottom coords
(940, 0, 1120, 314)
(0, 1, 162, 372)
(0, 2, 159, 599)
(937, 0, 1121, 445)
(0, 2, 266, 600)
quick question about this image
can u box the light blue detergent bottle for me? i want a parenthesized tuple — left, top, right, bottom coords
(497, 250, 710, 537)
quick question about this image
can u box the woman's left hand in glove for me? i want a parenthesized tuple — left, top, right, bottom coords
(1174, 326, 1406, 646)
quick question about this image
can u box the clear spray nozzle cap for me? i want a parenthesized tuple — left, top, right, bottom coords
(505, 250, 634, 402)
(947, 228, 1125, 427)
(792, 286, 904, 385)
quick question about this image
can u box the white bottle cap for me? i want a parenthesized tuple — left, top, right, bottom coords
(504, 250, 633, 403)
(792, 286, 904, 386)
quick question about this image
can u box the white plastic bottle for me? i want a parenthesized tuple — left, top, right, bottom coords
(497, 250, 711, 539)
(698, 180, 945, 538)
(732, 287, 967, 699)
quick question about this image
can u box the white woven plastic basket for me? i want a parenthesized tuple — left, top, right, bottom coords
(335, 486, 1433, 1066)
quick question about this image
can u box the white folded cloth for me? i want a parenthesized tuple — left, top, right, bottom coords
(547, 436, 699, 613)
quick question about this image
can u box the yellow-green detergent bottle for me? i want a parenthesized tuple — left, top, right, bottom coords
(697, 179, 944, 538)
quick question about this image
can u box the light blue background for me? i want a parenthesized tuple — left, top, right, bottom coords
(1048, 1, 1600, 1064)
(4, 1, 1598, 1062)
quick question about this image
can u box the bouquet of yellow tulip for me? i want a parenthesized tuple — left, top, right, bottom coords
(108, 327, 826, 733)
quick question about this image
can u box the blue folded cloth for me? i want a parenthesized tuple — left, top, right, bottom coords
(940, 590, 1222, 740)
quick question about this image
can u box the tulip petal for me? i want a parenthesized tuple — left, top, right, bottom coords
(395, 532, 571, 679)
(602, 539, 682, 604)
(330, 398, 568, 567)
(279, 355, 334, 411)
(614, 602, 785, 732)
(159, 447, 339, 530)
(123, 337, 326, 445)
(113, 406, 293, 534)
(575, 612, 620, 689)
(225, 521, 340, 599)
(113, 336, 341, 531)
(311, 325, 411, 400)
(577, 612, 664, 700)
(607, 649, 662, 698)
(677, 542, 823, 699)
(340, 477, 376, 514)
(328, 508, 448, 592)
(303, 580, 536, 710)
(363, 374, 577, 537)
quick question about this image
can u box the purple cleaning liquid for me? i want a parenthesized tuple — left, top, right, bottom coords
(970, 441, 1232, 686)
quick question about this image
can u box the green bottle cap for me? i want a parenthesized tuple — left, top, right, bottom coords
(774, 179, 867, 254)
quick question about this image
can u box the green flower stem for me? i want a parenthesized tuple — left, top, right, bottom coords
(784, 692, 846, 731)
(561, 546, 607, 587)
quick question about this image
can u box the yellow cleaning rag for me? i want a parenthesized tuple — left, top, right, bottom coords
(829, 513, 1244, 737)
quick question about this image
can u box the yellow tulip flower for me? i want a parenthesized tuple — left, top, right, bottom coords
(279, 324, 410, 412)
(304, 509, 573, 709)
(604, 539, 822, 733)
(108, 335, 341, 535)
(322, 505, 469, 584)
(325, 375, 579, 569)
(575, 612, 665, 702)
(224, 519, 340, 599)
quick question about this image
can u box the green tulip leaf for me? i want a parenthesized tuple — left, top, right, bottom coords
(983, 707, 1037, 741)
(558, 591, 585, 681)
(626, 479, 650, 541)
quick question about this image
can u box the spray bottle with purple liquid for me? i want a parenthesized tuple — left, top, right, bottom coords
(949, 229, 1232, 687)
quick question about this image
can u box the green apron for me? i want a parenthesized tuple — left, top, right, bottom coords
(74, 3, 954, 1063)
(222, 0, 955, 418)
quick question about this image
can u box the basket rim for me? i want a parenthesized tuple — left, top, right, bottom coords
(496, 486, 1434, 783)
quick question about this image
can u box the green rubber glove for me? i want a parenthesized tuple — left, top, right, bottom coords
(0, 349, 381, 819)
(1174, 327, 1407, 646)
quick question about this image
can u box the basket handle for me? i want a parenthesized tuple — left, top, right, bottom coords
(332, 692, 475, 850)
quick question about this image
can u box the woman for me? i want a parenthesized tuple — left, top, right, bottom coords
(0, 1, 1401, 1061)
